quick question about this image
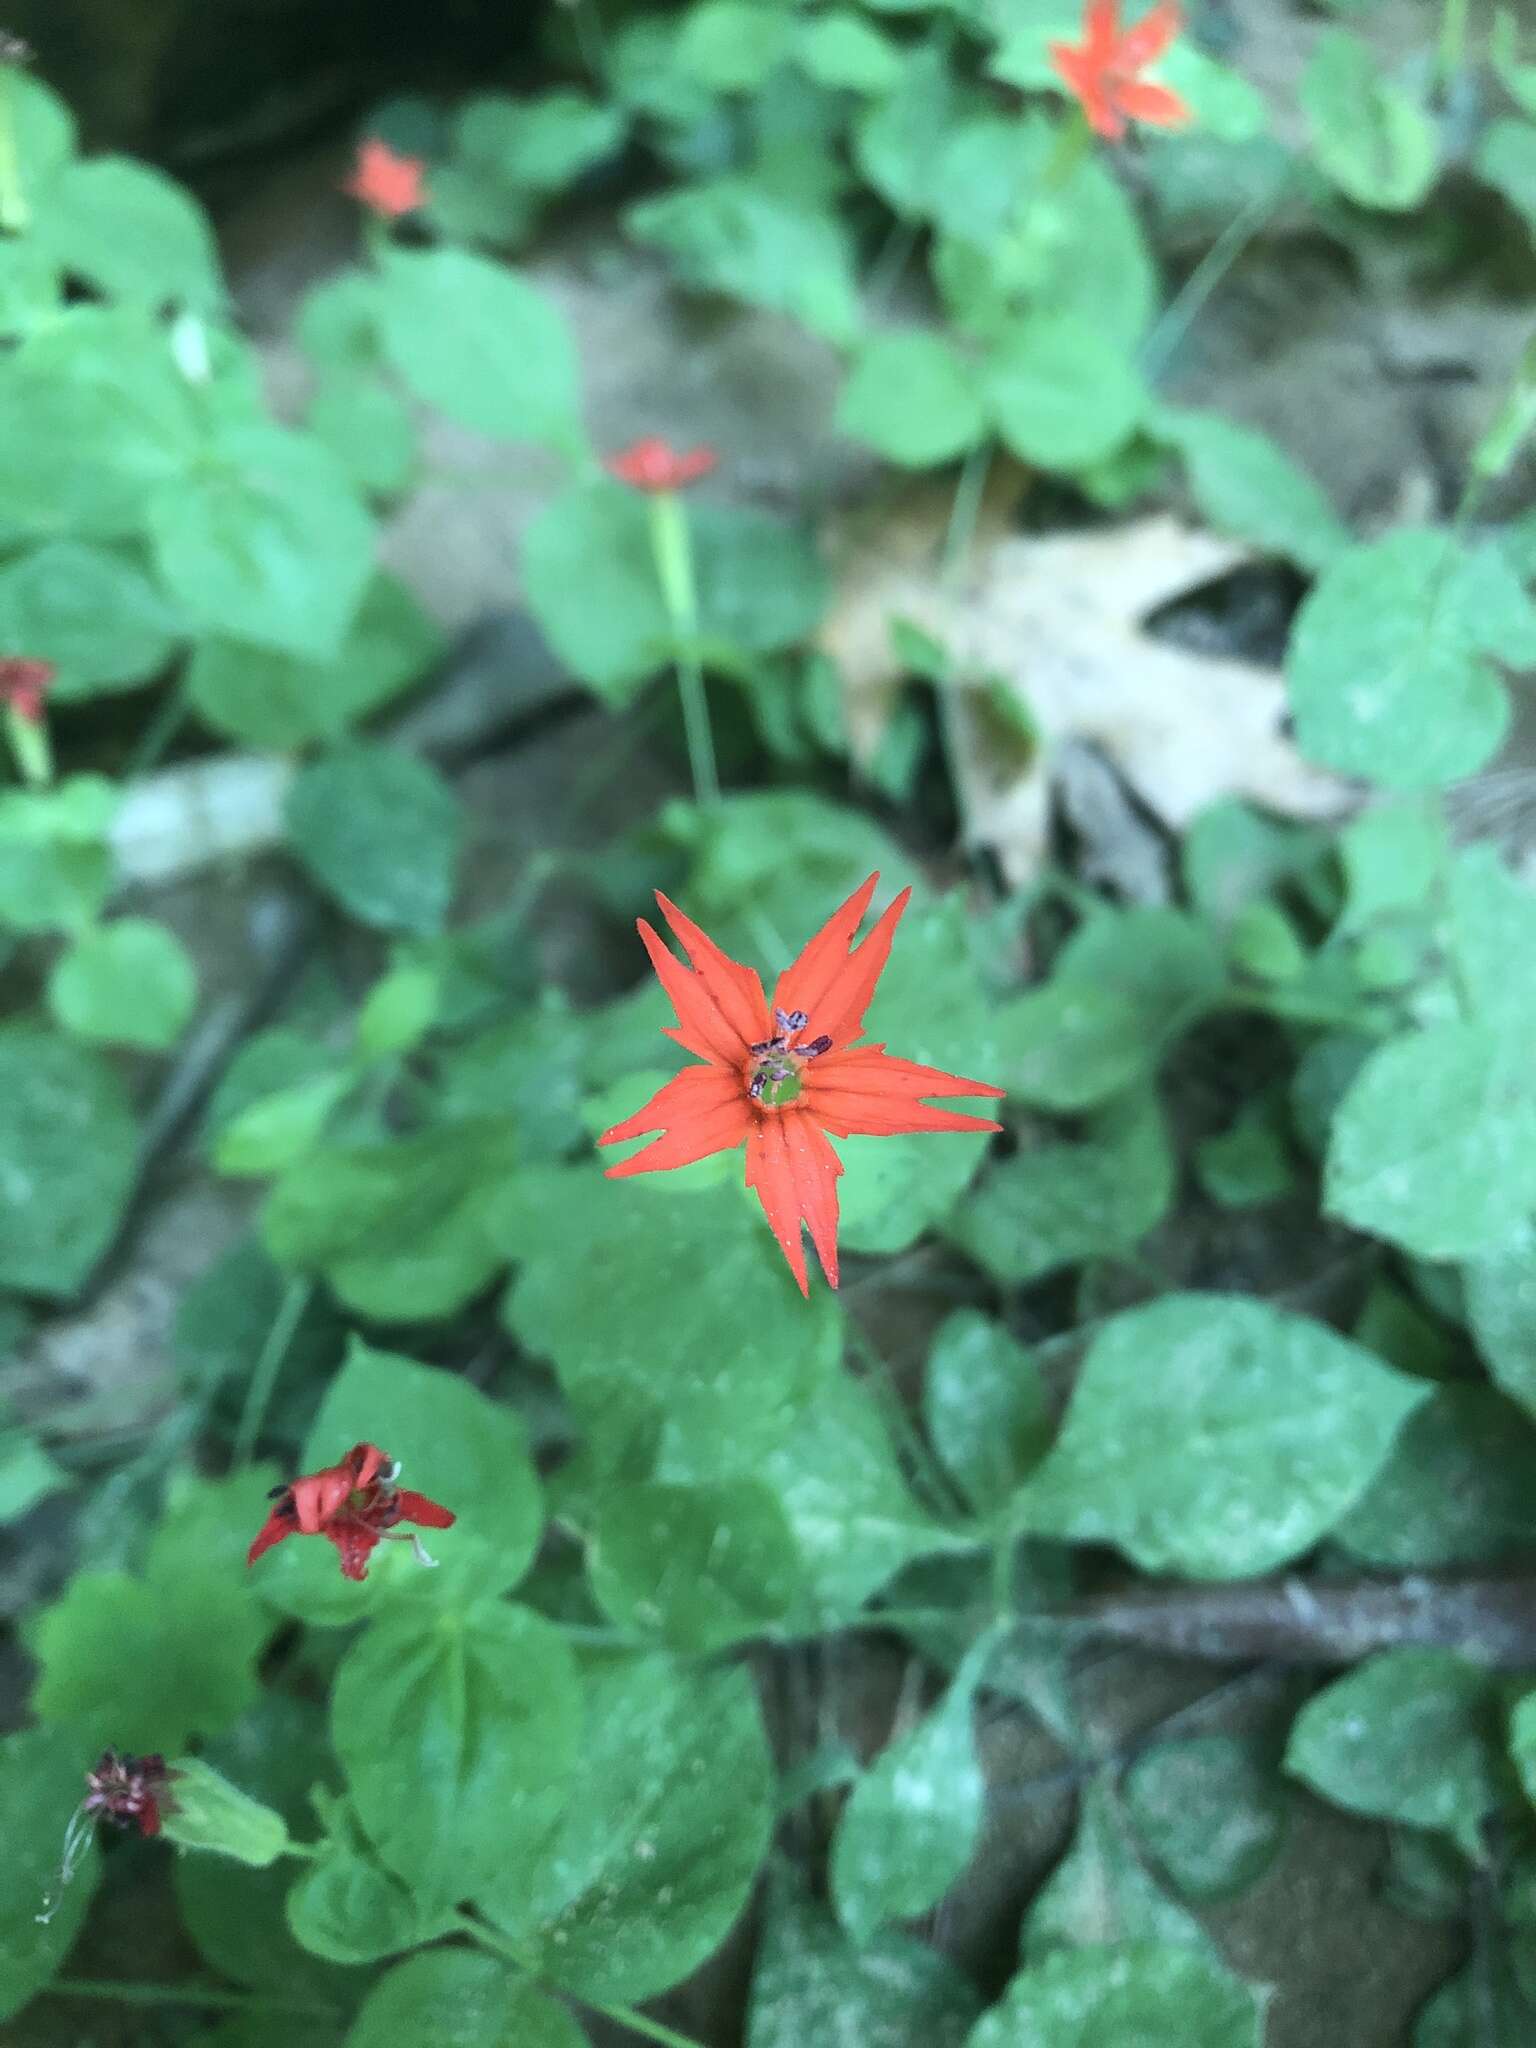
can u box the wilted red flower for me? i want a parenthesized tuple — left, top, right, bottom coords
(84, 1749, 179, 1838)
(0, 656, 55, 725)
(343, 138, 427, 219)
(1050, 0, 1191, 141)
(247, 1442, 455, 1582)
(598, 875, 1004, 1292)
(605, 437, 719, 494)
(38, 1750, 181, 1924)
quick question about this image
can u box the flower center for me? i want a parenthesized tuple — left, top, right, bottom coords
(748, 1008, 832, 1108)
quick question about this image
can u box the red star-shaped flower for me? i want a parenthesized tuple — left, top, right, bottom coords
(0, 655, 55, 725)
(598, 875, 1005, 1292)
(343, 138, 427, 219)
(246, 1442, 455, 1582)
(1050, 0, 1192, 141)
(605, 436, 719, 494)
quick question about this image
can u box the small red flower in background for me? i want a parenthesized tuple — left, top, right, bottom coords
(1050, 0, 1192, 141)
(605, 437, 719, 494)
(598, 875, 1004, 1293)
(0, 656, 55, 725)
(343, 138, 427, 219)
(246, 1442, 455, 1582)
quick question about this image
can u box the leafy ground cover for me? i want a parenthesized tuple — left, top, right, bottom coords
(5, 2, 1536, 2043)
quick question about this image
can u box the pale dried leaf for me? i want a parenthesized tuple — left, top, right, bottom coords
(822, 504, 1350, 883)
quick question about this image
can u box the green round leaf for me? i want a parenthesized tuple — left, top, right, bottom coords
(1325, 1023, 1536, 1261)
(1288, 1650, 1505, 1860)
(148, 423, 374, 662)
(1124, 1738, 1288, 1902)
(1025, 1774, 1209, 1959)
(838, 330, 986, 468)
(951, 1093, 1173, 1287)
(262, 1118, 516, 1321)
(590, 1478, 804, 1649)
(334, 1602, 580, 1912)
(503, 1169, 843, 1469)
(287, 1828, 455, 1967)
(38, 154, 222, 308)
(627, 178, 860, 346)
(750, 1876, 982, 2048)
(1150, 406, 1348, 573)
(831, 1640, 989, 1943)
(379, 246, 581, 448)
(48, 916, 197, 1050)
(0, 308, 198, 543)
(0, 540, 180, 697)
(285, 742, 461, 933)
(1016, 1294, 1428, 1577)
(307, 372, 417, 498)
(174, 1695, 353, 2001)
(1287, 529, 1529, 789)
(476, 1654, 773, 2003)
(0, 1026, 138, 1297)
(1332, 1385, 1536, 1568)
(969, 1944, 1264, 2048)
(344, 1952, 587, 2048)
(795, 12, 903, 93)
(27, 1564, 269, 1752)
(188, 575, 440, 751)
(0, 1726, 102, 2023)
(986, 313, 1145, 470)
(1301, 30, 1437, 211)
(0, 776, 116, 935)
(925, 1311, 1049, 1517)
(677, 0, 794, 90)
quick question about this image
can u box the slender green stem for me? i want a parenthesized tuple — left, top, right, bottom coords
(51, 1979, 337, 2015)
(941, 440, 994, 584)
(648, 492, 719, 807)
(585, 1999, 710, 2048)
(1138, 170, 1294, 387)
(1437, 0, 1470, 84)
(125, 679, 190, 782)
(232, 1279, 313, 1467)
(673, 647, 720, 810)
(0, 62, 28, 233)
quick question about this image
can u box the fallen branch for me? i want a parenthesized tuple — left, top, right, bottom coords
(1063, 1572, 1536, 1668)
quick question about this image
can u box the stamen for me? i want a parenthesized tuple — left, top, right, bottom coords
(775, 1008, 809, 1033)
(801, 1035, 832, 1058)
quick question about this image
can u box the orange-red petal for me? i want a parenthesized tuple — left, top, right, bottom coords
(776, 877, 912, 1052)
(1083, 0, 1122, 59)
(772, 873, 879, 1023)
(637, 919, 746, 1069)
(599, 1063, 745, 1144)
(397, 1490, 456, 1530)
(246, 1512, 292, 1568)
(808, 1046, 1005, 1139)
(1113, 78, 1192, 127)
(654, 893, 769, 1049)
(1116, 0, 1180, 69)
(745, 1110, 843, 1293)
(602, 1066, 753, 1179)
